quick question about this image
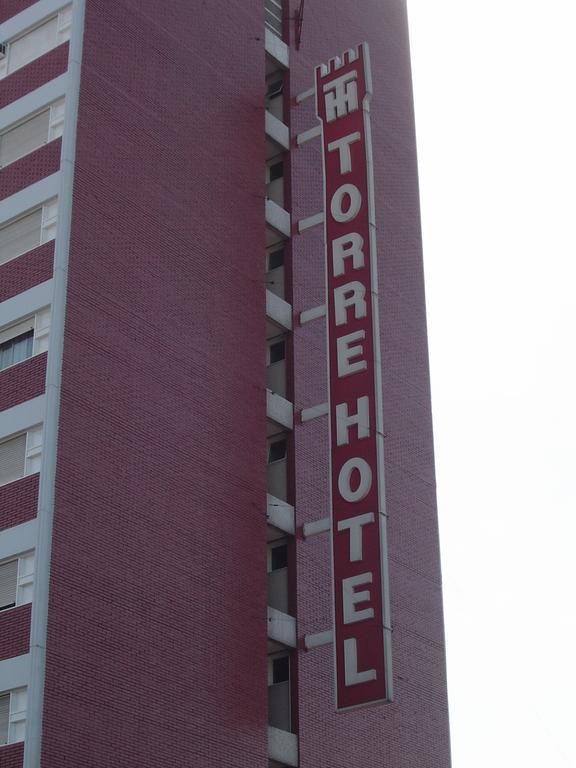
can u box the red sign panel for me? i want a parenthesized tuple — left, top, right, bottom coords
(316, 44, 393, 711)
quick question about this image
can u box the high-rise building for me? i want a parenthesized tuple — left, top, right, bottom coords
(0, 1, 451, 766)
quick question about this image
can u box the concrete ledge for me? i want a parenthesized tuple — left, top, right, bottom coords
(265, 199, 291, 238)
(0, 396, 45, 439)
(266, 111, 290, 151)
(267, 390, 293, 430)
(0, 75, 68, 132)
(0, 654, 30, 692)
(268, 726, 299, 767)
(0, 281, 53, 329)
(266, 290, 292, 331)
(267, 494, 295, 536)
(267, 606, 297, 648)
(0, 519, 37, 561)
(265, 29, 289, 69)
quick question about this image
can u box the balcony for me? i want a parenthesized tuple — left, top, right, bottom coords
(268, 726, 298, 767)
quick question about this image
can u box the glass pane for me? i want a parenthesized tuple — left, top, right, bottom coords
(0, 560, 18, 610)
(0, 434, 26, 486)
(0, 110, 50, 168)
(0, 209, 42, 265)
(0, 694, 9, 745)
(9, 17, 58, 73)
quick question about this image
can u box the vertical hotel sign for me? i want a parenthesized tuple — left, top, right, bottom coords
(316, 44, 393, 710)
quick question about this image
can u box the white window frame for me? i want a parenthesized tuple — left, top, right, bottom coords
(0, 687, 27, 745)
(0, 6, 72, 80)
(0, 197, 59, 266)
(0, 551, 34, 612)
(0, 98, 65, 169)
(0, 306, 52, 372)
(0, 425, 43, 488)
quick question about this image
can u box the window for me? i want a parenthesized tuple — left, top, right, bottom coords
(267, 247, 284, 272)
(268, 653, 291, 731)
(0, 552, 33, 612)
(0, 426, 43, 487)
(272, 654, 290, 684)
(0, 98, 66, 168)
(0, 198, 58, 265)
(267, 434, 288, 501)
(269, 161, 283, 183)
(266, 246, 285, 299)
(266, 158, 285, 207)
(0, 308, 52, 371)
(265, 0, 283, 38)
(0, 560, 17, 611)
(0, 688, 27, 745)
(268, 539, 289, 613)
(270, 541, 288, 571)
(0, 326, 33, 370)
(0, 6, 72, 79)
(268, 436, 287, 464)
(265, 73, 284, 121)
(268, 339, 286, 365)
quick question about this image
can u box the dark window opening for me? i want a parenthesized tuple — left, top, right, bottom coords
(268, 439, 287, 463)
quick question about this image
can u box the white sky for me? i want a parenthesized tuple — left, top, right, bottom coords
(407, 2, 576, 766)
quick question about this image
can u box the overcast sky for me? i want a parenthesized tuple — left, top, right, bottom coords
(407, 2, 576, 766)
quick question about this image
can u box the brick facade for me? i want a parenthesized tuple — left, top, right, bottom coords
(0, 353, 47, 412)
(0, 605, 31, 662)
(0, 1, 449, 766)
(0, 140, 62, 202)
(0, 1, 37, 24)
(0, 243, 54, 304)
(0, 742, 24, 768)
(0, 45, 69, 110)
(42, 1, 268, 766)
(0, 474, 39, 532)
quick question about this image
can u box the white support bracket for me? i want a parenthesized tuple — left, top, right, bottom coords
(298, 212, 324, 233)
(302, 517, 331, 538)
(304, 630, 333, 650)
(296, 86, 315, 103)
(300, 402, 328, 423)
(299, 304, 326, 325)
(296, 125, 321, 145)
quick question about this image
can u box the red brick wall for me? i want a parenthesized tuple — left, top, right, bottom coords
(42, 1, 268, 767)
(0, 353, 46, 412)
(0, 140, 62, 201)
(288, 0, 451, 766)
(0, 604, 31, 661)
(0, 243, 54, 304)
(0, 45, 69, 109)
(0, 474, 38, 532)
(0, 743, 24, 768)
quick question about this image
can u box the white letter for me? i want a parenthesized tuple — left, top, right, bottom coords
(336, 396, 370, 446)
(328, 132, 361, 174)
(337, 330, 367, 377)
(343, 572, 374, 624)
(331, 183, 362, 223)
(332, 233, 365, 277)
(323, 71, 359, 122)
(344, 638, 377, 686)
(338, 457, 372, 502)
(338, 513, 375, 561)
(334, 280, 367, 326)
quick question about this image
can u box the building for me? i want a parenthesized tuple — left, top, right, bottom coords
(0, 1, 451, 766)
